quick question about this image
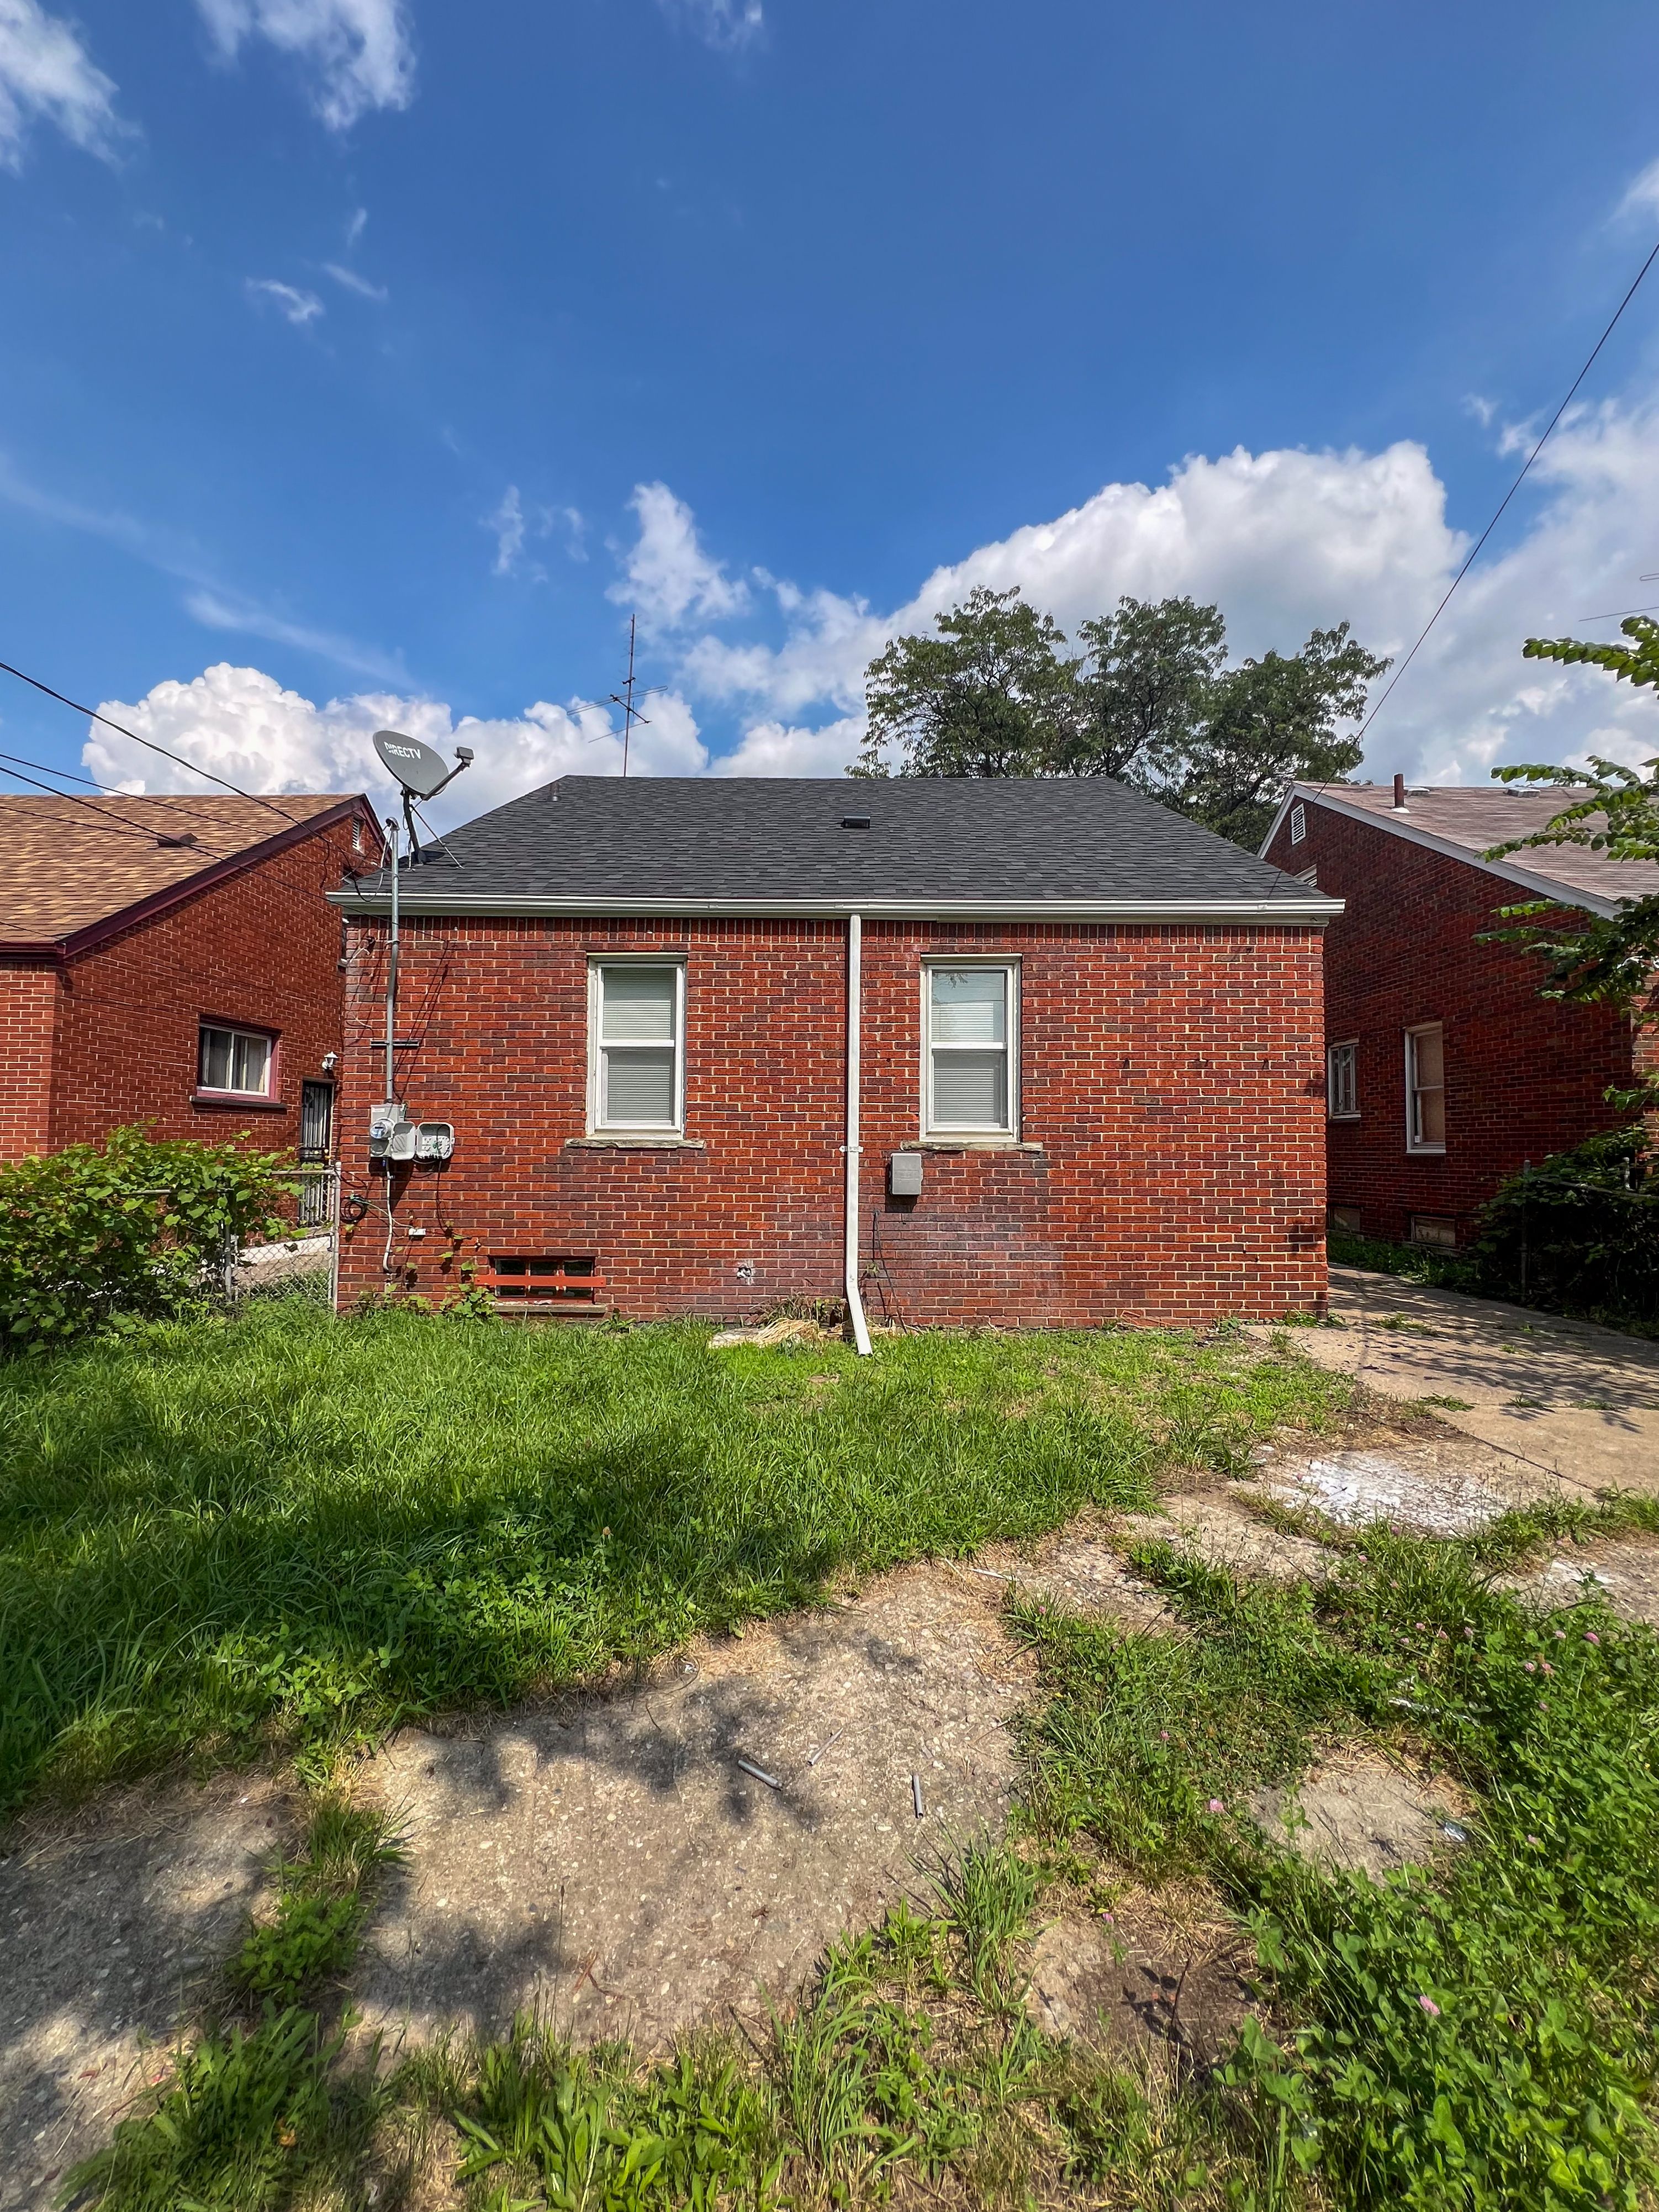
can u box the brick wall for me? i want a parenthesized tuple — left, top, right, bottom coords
(1262, 799, 1640, 1242)
(0, 957, 60, 1160)
(0, 815, 363, 1165)
(335, 914, 1329, 1328)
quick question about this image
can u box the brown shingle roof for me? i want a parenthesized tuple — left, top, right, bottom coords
(1287, 783, 1659, 916)
(0, 793, 362, 943)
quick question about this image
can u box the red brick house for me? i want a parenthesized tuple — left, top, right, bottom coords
(0, 793, 379, 1168)
(1260, 779, 1659, 1249)
(331, 777, 1340, 1331)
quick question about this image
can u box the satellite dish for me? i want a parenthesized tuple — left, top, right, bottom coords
(373, 729, 453, 800)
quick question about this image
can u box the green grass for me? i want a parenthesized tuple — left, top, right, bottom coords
(1016, 1504, 1659, 2209)
(231, 1790, 405, 2007)
(0, 1297, 1344, 1812)
(56, 1493, 1659, 2211)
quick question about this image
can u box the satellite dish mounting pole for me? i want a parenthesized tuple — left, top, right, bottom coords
(608, 614, 650, 779)
(384, 815, 400, 1108)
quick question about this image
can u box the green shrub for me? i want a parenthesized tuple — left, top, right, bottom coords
(1470, 1125, 1659, 1321)
(0, 1126, 291, 1351)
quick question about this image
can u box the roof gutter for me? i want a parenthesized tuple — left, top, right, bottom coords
(329, 891, 1343, 925)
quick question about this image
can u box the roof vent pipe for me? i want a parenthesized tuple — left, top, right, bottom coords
(1392, 773, 1408, 809)
(843, 914, 874, 1357)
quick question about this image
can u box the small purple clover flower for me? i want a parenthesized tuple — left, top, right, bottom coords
(1207, 1798, 1225, 1814)
(1585, 1631, 1602, 1646)
(1552, 1629, 1566, 1641)
(1526, 1834, 1542, 1848)
(1524, 1660, 1537, 1673)
(1418, 1995, 1442, 2018)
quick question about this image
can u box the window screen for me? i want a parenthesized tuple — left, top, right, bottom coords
(926, 965, 1016, 1134)
(1327, 1040, 1359, 1119)
(198, 1024, 272, 1096)
(591, 964, 683, 1131)
(1407, 1025, 1445, 1151)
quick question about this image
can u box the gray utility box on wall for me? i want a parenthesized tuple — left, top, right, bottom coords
(888, 1152, 924, 1198)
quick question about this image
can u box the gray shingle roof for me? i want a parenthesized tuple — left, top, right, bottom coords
(340, 776, 1336, 918)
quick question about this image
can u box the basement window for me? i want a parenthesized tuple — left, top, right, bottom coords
(197, 1023, 273, 1097)
(1405, 1023, 1446, 1154)
(923, 962, 1018, 1137)
(1326, 1040, 1359, 1120)
(1329, 1205, 1363, 1235)
(486, 1255, 605, 1306)
(1410, 1216, 1458, 1249)
(589, 960, 685, 1133)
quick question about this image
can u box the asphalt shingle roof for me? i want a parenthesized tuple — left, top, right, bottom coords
(361, 776, 1326, 911)
(0, 794, 358, 943)
(1292, 783, 1659, 917)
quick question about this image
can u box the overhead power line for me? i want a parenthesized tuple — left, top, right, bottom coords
(0, 658, 308, 827)
(1355, 234, 1659, 746)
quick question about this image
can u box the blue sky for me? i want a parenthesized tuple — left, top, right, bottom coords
(6, 0, 1659, 822)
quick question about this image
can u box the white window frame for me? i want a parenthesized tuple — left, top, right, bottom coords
(1404, 1022, 1446, 1155)
(1326, 1039, 1359, 1121)
(921, 959, 1019, 1139)
(587, 958, 686, 1135)
(1289, 801, 1307, 844)
(197, 1022, 274, 1098)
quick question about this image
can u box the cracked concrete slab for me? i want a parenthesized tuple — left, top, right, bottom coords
(1262, 1271, 1659, 1495)
(1504, 1534, 1659, 1627)
(352, 1562, 1032, 2056)
(1249, 1748, 1473, 1881)
(0, 1771, 298, 2212)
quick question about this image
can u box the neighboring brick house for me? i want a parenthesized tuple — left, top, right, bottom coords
(331, 777, 1340, 1329)
(1260, 779, 1659, 1249)
(0, 792, 379, 1168)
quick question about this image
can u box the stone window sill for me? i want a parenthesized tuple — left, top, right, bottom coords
(900, 1138, 1044, 1154)
(565, 1136, 707, 1150)
(192, 1091, 288, 1112)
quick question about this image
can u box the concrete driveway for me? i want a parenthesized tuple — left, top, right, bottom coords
(1269, 1268, 1659, 1497)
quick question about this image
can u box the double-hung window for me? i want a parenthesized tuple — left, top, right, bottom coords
(198, 1023, 273, 1097)
(589, 962, 684, 1133)
(1405, 1023, 1445, 1153)
(1326, 1040, 1359, 1120)
(923, 963, 1018, 1137)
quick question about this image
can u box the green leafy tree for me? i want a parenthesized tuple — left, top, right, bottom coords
(849, 587, 1081, 778)
(1164, 621, 1390, 849)
(854, 592, 1387, 849)
(1481, 615, 1659, 1030)
(0, 1125, 293, 1350)
(1060, 594, 1228, 780)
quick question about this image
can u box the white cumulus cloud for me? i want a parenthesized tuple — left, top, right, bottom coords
(0, 0, 129, 170)
(196, 0, 414, 130)
(610, 481, 749, 629)
(85, 664, 709, 830)
(246, 276, 325, 325)
(654, 403, 1659, 783)
(483, 485, 526, 577)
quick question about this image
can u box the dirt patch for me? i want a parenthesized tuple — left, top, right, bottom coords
(1025, 1889, 1251, 2066)
(0, 1768, 300, 2212)
(1249, 1745, 1473, 1881)
(351, 1561, 1032, 2057)
(1123, 1486, 1336, 1581)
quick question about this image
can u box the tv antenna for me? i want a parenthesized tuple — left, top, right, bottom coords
(609, 614, 651, 778)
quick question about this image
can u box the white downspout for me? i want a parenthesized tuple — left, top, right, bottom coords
(844, 912, 874, 1356)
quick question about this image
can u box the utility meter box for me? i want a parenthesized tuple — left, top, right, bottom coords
(415, 1121, 455, 1163)
(367, 1101, 402, 1158)
(889, 1151, 924, 1198)
(387, 1120, 418, 1163)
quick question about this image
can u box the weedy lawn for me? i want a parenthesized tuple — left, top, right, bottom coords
(0, 1298, 1340, 1812)
(64, 1500, 1659, 2212)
